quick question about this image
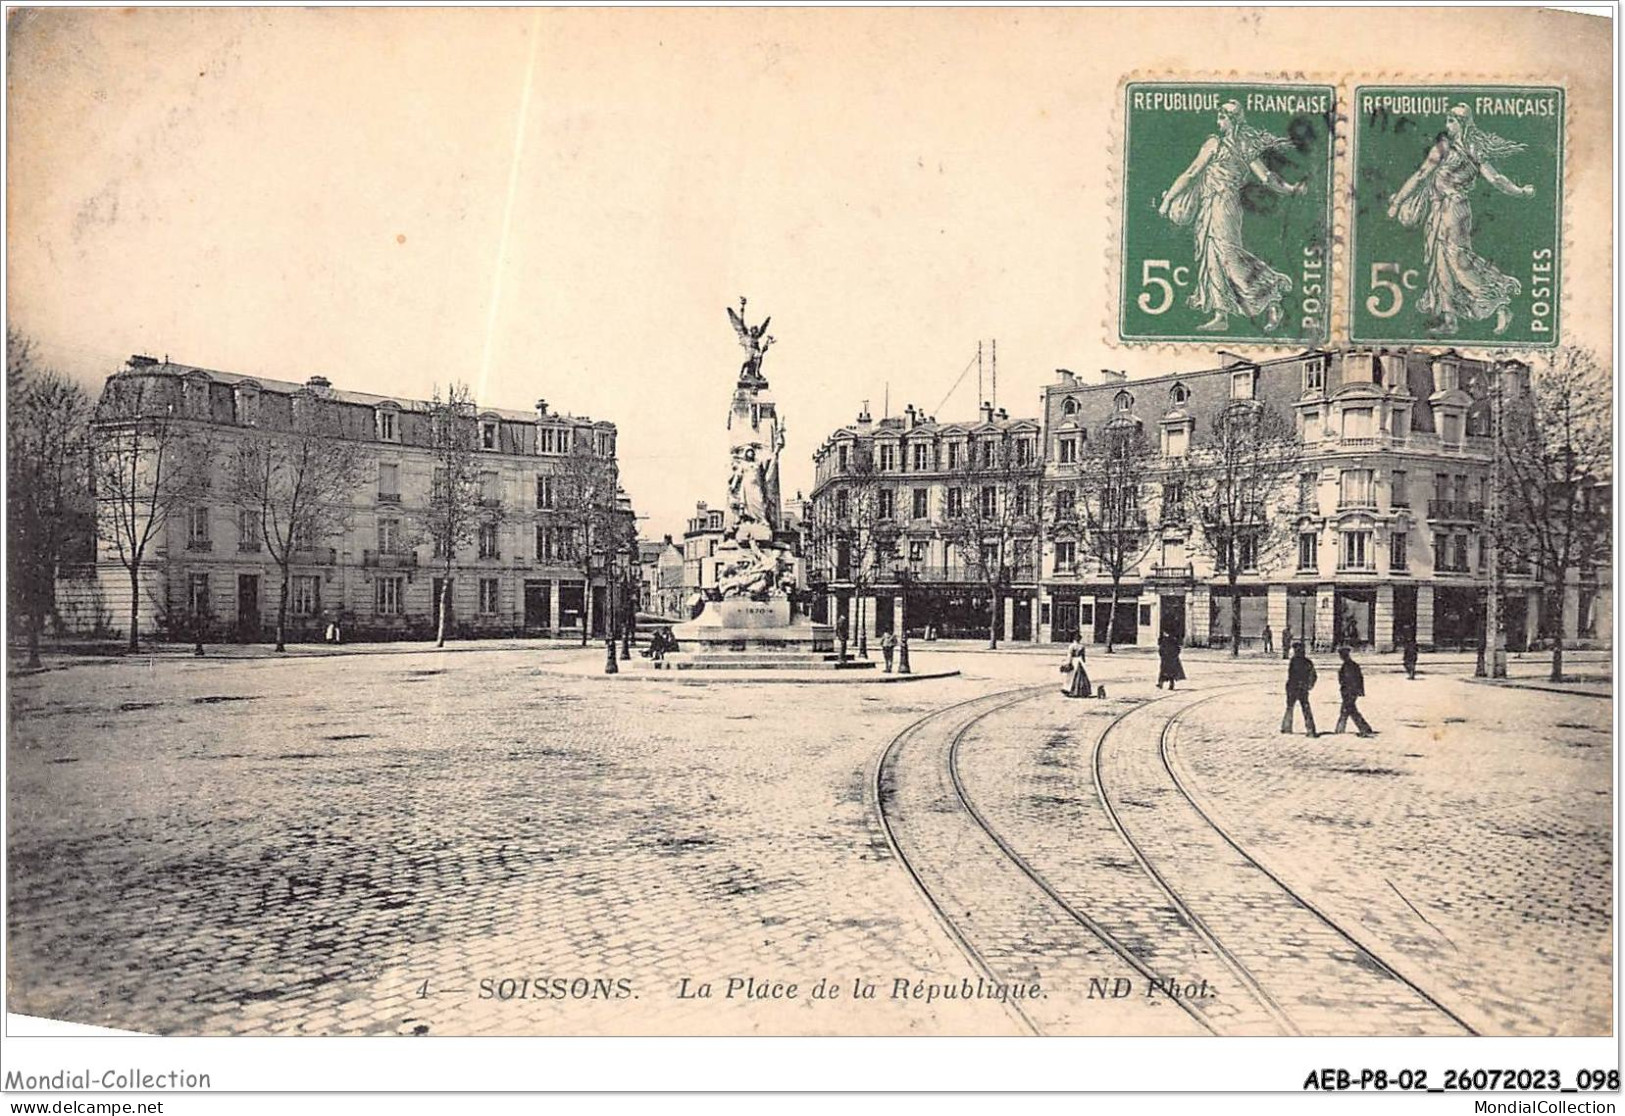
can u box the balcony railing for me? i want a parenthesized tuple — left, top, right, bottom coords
(1336, 497, 1378, 511)
(1335, 563, 1378, 574)
(377, 491, 402, 504)
(186, 539, 213, 552)
(292, 547, 337, 565)
(1339, 436, 1385, 450)
(362, 549, 418, 569)
(1427, 499, 1484, 521)
(1148, 564, 1194, 581)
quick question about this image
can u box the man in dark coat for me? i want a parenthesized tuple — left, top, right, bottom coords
(1334, 646, 1378, 736)
(1156, 632, 1186, 690)
(1280, 641, 1318, 736)
(1402, 637, 1419, 680)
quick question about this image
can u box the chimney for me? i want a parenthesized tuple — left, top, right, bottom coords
(306, 374, 331, 393)
(536, 398, 549, 418)
(979, 401, 994, 423)
(857, 401, 872, 426)
(996, 407, 1009, 421)
(663, 533, 673, 546)
(1098, 368, 1127, 384)
(1055, 368, 1077, 384)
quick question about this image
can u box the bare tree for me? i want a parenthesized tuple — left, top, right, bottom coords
(90, 366, 208, 651)
(940, 433, 1043, 649)
(412, 382, 484, 648)
(1496, 348, 1611, 682)
(809, 445, 891, 658)
(1175, 400, 1303, 656)
(552, 442, 631, 646)
(1075, 422, 1156, 653)
(7, 330, 93, 666)
(231, 394, 370, 652)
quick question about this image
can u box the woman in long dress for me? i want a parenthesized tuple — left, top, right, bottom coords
(1061, 637, 1092, 699)
(1386, 104, 1535, 336)
(1158, 101, 1308, 333)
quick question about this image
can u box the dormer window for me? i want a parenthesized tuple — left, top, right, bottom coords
(481, 420, 499, 451)
(878, 443, 896, 471)
(1062, 397, 1080, 416)
(1169, 383, 1190, 406)
(184, 376, 211, 418)
(1302, 358, 1326, 394)
(375, 406, 399, 442)
(1434, 359, 1460, 393)
(1230, 369, 1255, 400)
(234, 385, 259, 427)
(1114, 390, 1133, 413)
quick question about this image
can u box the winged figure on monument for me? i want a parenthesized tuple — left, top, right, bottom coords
(727, 297, 775, 383)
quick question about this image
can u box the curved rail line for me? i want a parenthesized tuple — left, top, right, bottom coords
(871, 686, 1051, 1036)
(875, 683, 1220, 1037)
(942, 693, 1224, 1036)
(1155, 691, 1480, 1036)
(1088, 685, 1302, 1036)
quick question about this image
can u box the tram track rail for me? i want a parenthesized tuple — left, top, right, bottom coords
(1150, 690, 1479, 1036)
(876, 675, 1477, 1037)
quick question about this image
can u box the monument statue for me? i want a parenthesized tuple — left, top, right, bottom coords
(665, 300, 843, 666)
(727, 297, 775, 384)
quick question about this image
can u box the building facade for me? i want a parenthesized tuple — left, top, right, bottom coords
(85, 358, 636, 643)
(638, 535, 686, 619)
(1039, 348, 1595, 652)
(806, 402, 1044, 642)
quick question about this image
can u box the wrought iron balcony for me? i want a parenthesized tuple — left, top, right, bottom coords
(376, 491, 402, 504)
(185, 539, 213, 552)
(1427, 499, 1484, 521)
(1147, 564, 1194, 581)
(292, 546, 337, 565)
(362, 549, 417, 569)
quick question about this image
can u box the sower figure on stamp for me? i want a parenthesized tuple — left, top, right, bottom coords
(1281, 641, 1318, 737)
(1334, 646, 1378, 737)
(1157, 101, 1307, 333)
(1386, 104, 1535, 336)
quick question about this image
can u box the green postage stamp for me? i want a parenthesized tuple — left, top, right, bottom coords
(1350, 85, 1563, 347)
(1119, 82, 1335, 345)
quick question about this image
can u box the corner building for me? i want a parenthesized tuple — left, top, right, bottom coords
(85, 358, 634, 643)
(1041, 349, 1563, 652)
(807, 402, 1044, 642)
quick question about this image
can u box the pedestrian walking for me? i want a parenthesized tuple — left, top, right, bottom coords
(1402, 637, 1419, 680)
(1281, 624, 1293, 661)
(1261, 623, 1274, 654)
(880, 631, 897, 673)
(1334, 646, 1378, 737)
(1061, 637, 1092, 698)
(1156, 632, 1186, 690)
(1280, 641, 1319, 736)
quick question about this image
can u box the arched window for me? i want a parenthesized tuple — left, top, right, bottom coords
(1114, 390, 1133, 413)
(1169, 383, 1190, 406)
(1061, 397, 1080, 416)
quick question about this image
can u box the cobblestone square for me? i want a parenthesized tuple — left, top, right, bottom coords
(5, 644, 1612, 1037)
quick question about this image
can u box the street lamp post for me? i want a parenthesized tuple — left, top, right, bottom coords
(621, 540, 635, 661)
(892, 556, 912, 675)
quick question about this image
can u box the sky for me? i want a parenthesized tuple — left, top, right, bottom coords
(6, 7, 1612, 542)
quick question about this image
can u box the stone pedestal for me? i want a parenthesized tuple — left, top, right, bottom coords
(665, 594, 864, 670)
